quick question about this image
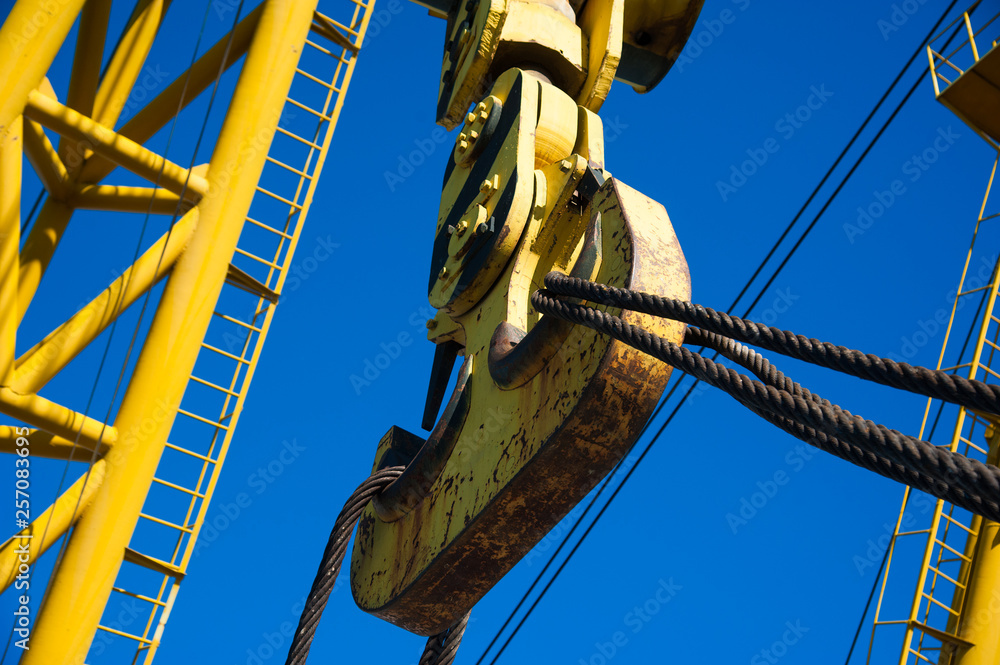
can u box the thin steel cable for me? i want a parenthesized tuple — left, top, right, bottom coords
(285, 466, 469, 665)
(533, 293, 1000, 519)
(475, 8, 966, 659)
(542, 272, 1000, 414)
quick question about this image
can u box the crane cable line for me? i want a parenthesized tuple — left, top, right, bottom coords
(473, 2, 963, 661)
(532, 284, 1000, 520)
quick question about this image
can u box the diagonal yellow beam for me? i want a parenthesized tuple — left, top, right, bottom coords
(58, 0, 114, 167)
(92, 0, 171, 130)
(24, 90, 209, 201)
(0, 0, 88, 139)
(0, 115, 19, 381)
(22, 117, 70, 201)
(25, 1, 320, 659)
(80, 3, 264, 185)
(16, 199, 74, 327)
(11, 207, 198, 394)
(72, 184, 188, 215)
(0, 388, 118, 450)
(0, 460, 105, 591)
(0, 427, 109, 460)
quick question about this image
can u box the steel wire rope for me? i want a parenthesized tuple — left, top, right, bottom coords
(284, 466, 470, 665)
(474, 4, 966, 660)
(0, 4, 244, 661)
(841, 285, 992, 664)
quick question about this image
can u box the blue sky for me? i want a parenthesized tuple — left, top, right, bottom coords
(3, 0, 1000, 663)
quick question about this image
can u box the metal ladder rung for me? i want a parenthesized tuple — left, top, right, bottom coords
(285, 96, 331, 121)
(897, 529, 932, 537)
(139, 511, 193, 533)
(304, 38, 339, 56)
(263, 158, 313, 184)
(314, 11, 359, 36)
(981, 211, 1000, 222)
(189, 374, 239, 397)
(935, 537, 973, 562)
(979, 363, 1000, 380)
(213, 310, 262, 332)
(201, 342, 253, 365)
(958, 283, 994, 296)
(256, 185, 303, 209)
(152, 476, 205, 499)
(275, 126, 322, 149)
(234, 246, 282, 270)
(165, 442, 217, 463)
(112, 586, 167, 607)
(940, 511, 977, 534)
(246, 214, 294, 239)
(922, 591, 961, 616)
(97, 623, 153, 644)
(124, 547, 185, 578)
(295, 67, 337, 90)
(941, 362, 972, 373)
(177, 406, 231, 429)
(926, 564, 966, 589)
(907, 647, 937, 664)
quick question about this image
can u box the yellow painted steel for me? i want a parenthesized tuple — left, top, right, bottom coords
(0, 114, 19, 381)
(0, 427, 109, 460)
(927, 5, 1000, 148)
(21, 3, 319, 660)
(948, 431, 1000, 665)
(11, 209, 197, 395)
(0, 461, 105, 591)
(0, 0, 374, 660)
(867, 151, 1000, 665)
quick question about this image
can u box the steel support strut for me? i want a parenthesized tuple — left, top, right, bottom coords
(22, 1, 320, 661)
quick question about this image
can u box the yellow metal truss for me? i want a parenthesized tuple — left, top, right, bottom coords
(0, 0, 373, 661)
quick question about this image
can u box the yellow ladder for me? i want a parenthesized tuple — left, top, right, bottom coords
(89, 3, 372, 661)
(868, 154, 1000, 665)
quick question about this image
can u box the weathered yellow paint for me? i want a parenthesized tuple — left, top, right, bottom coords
(352, 69, 689, 634)
(577, 0, 623, 112)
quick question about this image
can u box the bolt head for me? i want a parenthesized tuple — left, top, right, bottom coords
(426, 319, 438, 330)
(455, 220, 469, 235)
(438, 267, 449, 279)
(474, 222, 489, 236)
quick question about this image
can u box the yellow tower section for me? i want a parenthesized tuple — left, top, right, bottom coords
(867, 4, 1000, 664)
(0, 0, 372, 662)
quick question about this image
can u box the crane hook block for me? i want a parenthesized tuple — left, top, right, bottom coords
(349, 68, 690, 635)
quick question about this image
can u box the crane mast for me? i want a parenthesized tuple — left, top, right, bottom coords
(0, 0, 372, 660)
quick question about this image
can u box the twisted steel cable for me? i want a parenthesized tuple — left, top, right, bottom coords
(532, 291, 1000, 522)
(285, 466, 468, 665)
(419, 613, 471, 665)
(543, 272, 1000, 415)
